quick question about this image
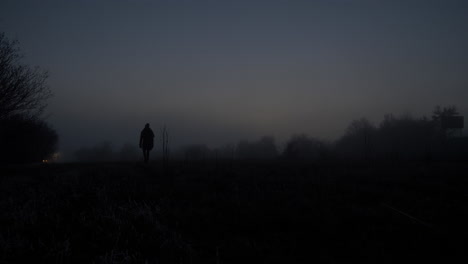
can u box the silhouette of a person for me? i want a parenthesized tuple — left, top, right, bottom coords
(139, 123, 154, 163)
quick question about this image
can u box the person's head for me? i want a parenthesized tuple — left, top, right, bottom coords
(145, 123, 150, 128)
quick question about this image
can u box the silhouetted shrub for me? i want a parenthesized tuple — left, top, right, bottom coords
(236, 136, 278, 160)
(0, 115, 58, 163)
(213, 144, 236, 160)
(376, 114, 435, 160)
(335, 118, 376, 160)
(283, 134, 329, 160)
(335, 109, 468, 161)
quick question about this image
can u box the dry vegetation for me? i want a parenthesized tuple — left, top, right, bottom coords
(1, 160, 467, 263)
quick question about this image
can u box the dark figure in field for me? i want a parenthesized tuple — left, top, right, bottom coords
(140, 123, 154, 163)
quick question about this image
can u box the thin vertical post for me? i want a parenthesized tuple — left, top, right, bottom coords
(162, 125, 169, 174)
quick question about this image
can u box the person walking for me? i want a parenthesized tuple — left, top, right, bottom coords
(139, 123, 154, 163)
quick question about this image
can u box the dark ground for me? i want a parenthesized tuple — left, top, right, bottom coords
(1, 160, 467, 263)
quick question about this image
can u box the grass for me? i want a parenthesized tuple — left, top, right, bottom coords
(1, 160, 467, 263)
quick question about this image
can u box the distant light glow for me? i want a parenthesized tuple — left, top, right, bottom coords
(42, 152, 61, 163)
(52, 152, 61, 161)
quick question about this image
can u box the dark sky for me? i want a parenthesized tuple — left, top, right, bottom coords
(1, 0, 468, 157)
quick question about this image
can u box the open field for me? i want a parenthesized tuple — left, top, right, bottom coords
(1, 160, 468, 263)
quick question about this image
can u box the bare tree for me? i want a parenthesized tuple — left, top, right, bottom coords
(432, 105, 459, 124)
(283, 134, 327, 160)
(336, 118, 376, 160)
(432, 105, 458, 120)
(0, 32, 51, 119)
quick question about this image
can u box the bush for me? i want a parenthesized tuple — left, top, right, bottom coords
(0, 115, 58, 163)
(236, 136, 278, 160)
(334, 111, 468, 161)
(283, 134, 329, 160)
(335, 118, 376, 160)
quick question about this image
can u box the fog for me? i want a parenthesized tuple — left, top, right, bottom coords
(1, 0, 468, 160)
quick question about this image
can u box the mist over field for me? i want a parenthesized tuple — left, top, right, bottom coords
(2, 1, 468, 263)
(1, 0, 468, 159)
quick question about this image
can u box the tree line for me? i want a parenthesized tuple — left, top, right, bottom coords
(1, 32, 465, 163)
(74, 106, 465, 163)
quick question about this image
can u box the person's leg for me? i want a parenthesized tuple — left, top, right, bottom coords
(142, 149, 147, 163)
(145, 150, 150, 163)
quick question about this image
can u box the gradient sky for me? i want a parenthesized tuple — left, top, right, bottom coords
(1, 0, 468, 157)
